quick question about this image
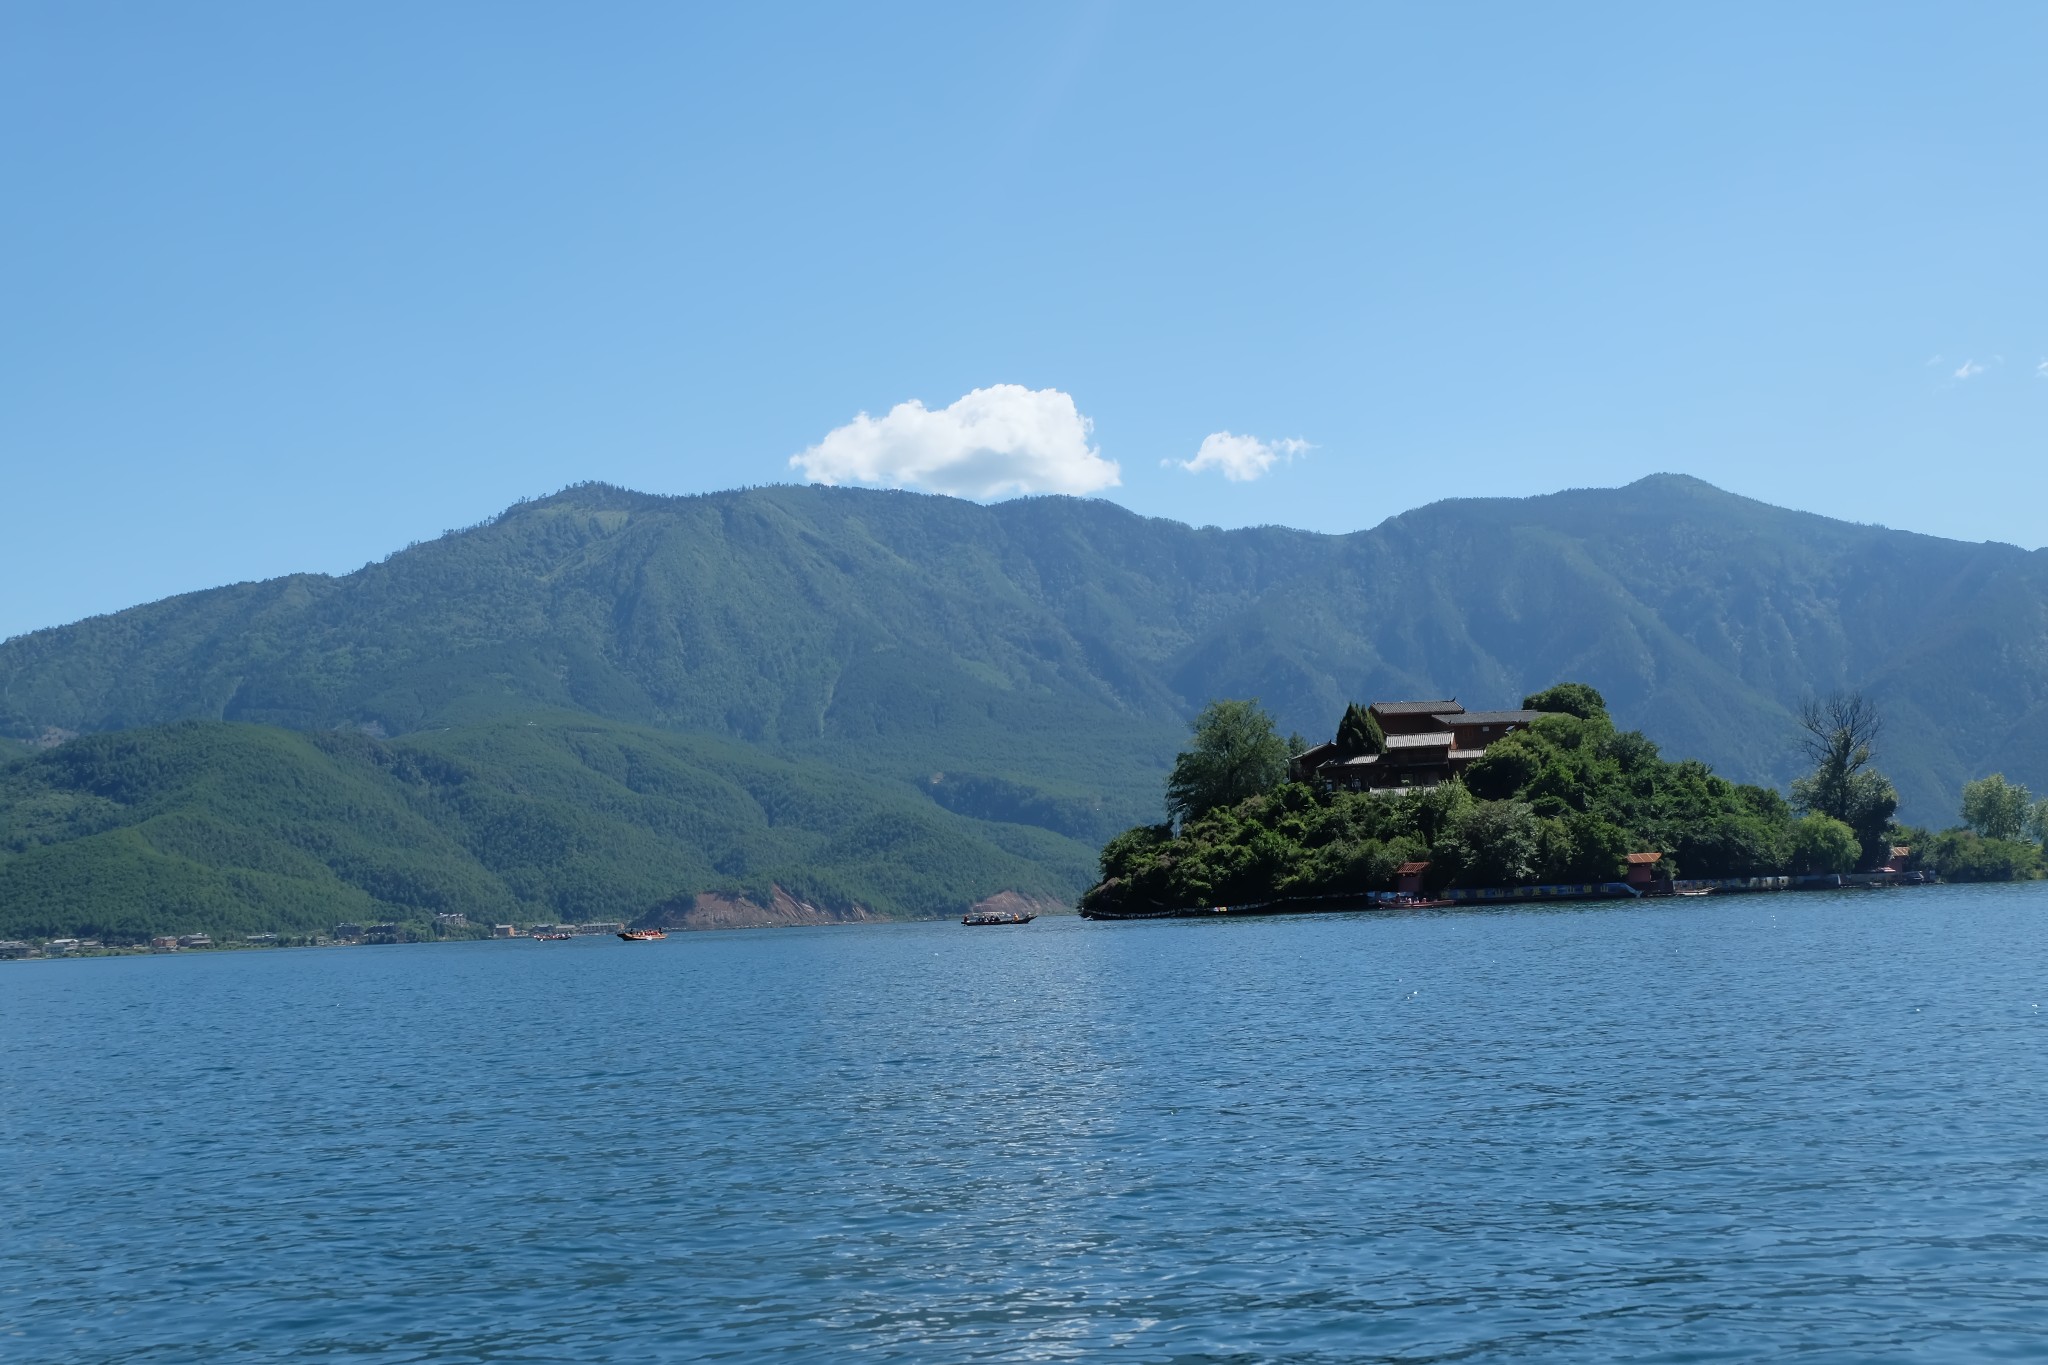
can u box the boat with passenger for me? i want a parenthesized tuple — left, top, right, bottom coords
(961, 910, 1035, 926)
(617, 928, 667, 942)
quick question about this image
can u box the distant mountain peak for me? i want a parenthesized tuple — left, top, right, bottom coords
(1625, 471, 1722, 491)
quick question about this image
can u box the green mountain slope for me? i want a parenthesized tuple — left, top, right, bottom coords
(4, 475, 2045, 839)
(0, 715, 1091, 941)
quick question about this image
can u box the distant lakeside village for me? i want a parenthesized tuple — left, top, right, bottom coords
(6, 682, 2046, 957)
(0, 916, 630, 961)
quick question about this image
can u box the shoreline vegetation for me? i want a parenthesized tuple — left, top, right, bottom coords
(1081, 684, 2048, 920)
(7, 679, 2045, 956)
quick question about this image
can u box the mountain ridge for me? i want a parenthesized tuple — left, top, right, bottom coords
(5, 475, 2047, 832)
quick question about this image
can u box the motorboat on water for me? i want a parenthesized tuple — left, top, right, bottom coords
(961, 911, 1036, 926)
(617, 928, 667, 941)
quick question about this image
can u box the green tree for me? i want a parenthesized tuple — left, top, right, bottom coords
(1539, 810, 1631, 882)
(1437, 799, 1543, 886)
(1671, 810, 1788, 879)
(1789, 693, 1895, 867)
(1081, 823, 1178, 916)
(1334, 702, 1386, 756)
(1789, 692, 1881, 817)
(2029, 798, 2048, 849)
(1164, 700, 1289, 825)
(1096, 822, 1173, 883)
(1407, 779, 1476, 846)
(1960, 773, 2032, 841)
(1787, 813, 1860, 875)
(1838, 769, 1900, 867)
(1925, 829, 2043, 882)
(1282, 835, 1411, 896)
(1522, 682, 1608, 722)
(1460, 729, 1544, 800)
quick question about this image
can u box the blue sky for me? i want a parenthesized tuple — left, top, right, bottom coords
(4, 3, 2044, 640)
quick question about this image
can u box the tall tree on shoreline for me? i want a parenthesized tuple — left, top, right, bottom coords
(1790, 692, 1897, 868)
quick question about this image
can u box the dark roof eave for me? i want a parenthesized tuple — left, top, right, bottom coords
(1370, 700, 1463, 716)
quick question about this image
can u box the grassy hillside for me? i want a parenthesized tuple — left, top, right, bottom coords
(3, 476, 2044, 833)
(0, 714, 1092, 941)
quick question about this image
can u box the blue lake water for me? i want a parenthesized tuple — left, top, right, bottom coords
(6, 883, 2048, 1362)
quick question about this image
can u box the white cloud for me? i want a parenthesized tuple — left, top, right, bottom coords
(1172, 431, 1311, 482)
(788, 385, 1119, 498)
(2037, 359, 2048, 380)
(1954, 359, 1986, 380)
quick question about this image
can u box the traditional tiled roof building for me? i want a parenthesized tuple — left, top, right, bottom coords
(1293, 699, 1544, 793)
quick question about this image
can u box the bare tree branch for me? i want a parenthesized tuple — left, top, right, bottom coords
(1796, 692, 1882, 775)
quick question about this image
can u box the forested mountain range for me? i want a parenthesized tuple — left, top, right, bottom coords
(4, 474, 2045, 936)
(0, 715, 1083, 941)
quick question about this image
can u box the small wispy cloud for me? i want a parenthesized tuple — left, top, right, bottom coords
(1168, 431, 1312, 482)
(1954, 359, 1987, 380)
(2036, 359, 2048, 380)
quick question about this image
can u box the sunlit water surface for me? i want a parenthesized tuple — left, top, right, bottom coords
(6, 883, 2048, 1362)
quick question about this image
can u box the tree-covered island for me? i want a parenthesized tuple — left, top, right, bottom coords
(1082, 684, 2045, 918)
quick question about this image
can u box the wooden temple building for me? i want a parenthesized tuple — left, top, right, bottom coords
(1290, 699, 1544, 793)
